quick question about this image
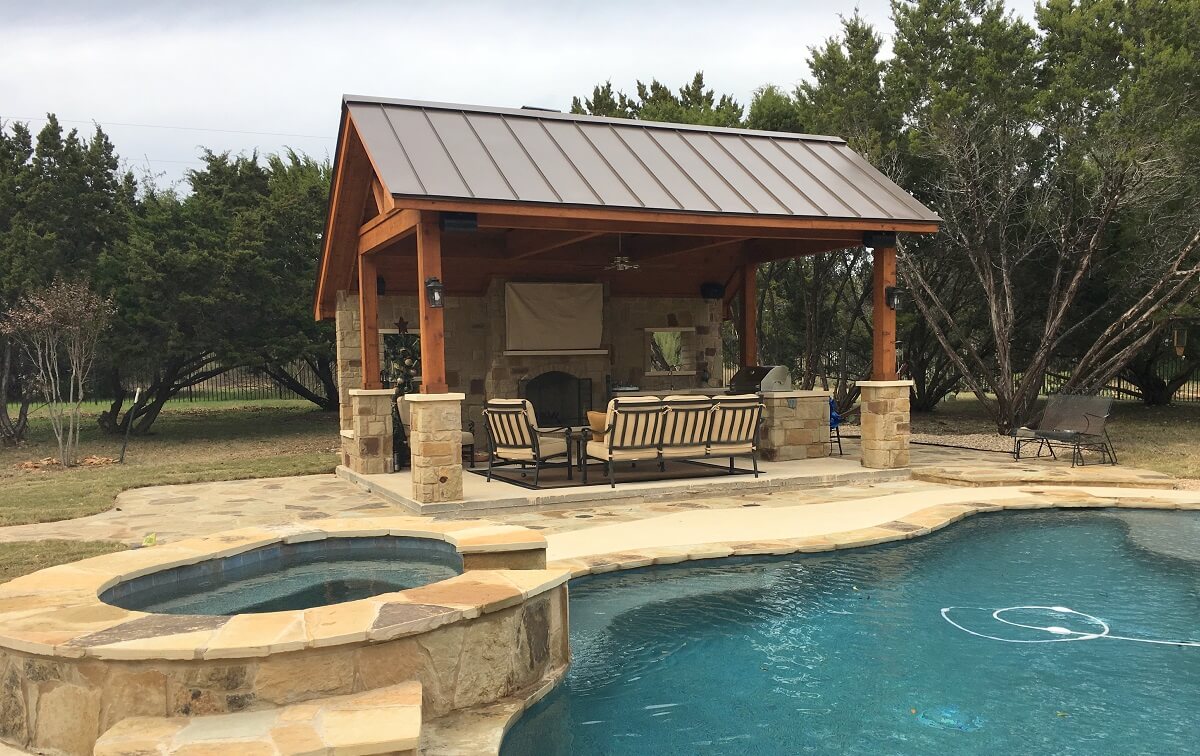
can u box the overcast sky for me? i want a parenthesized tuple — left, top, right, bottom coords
(2, 0, 1037, 186)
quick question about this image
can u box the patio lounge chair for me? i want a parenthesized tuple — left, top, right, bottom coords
(482, 399, 572, 485)
(582, 397, 666, 488)
(1012, 394, 1117, 467)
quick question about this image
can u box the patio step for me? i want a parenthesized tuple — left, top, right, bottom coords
(94, 681, 422, 756)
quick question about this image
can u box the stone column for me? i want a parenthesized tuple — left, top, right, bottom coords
(856, 380, 913, 469)
(758, 391, 832, 461)
(346, 389, 395, 475)
(407, 393, 465, 503)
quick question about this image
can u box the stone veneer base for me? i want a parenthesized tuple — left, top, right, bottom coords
(0, 517, 568, 756)
(335, 463, 911, 515)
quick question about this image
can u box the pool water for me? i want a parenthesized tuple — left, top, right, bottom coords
(502, 510, 1200, 754)
(107, 537, 462, 615)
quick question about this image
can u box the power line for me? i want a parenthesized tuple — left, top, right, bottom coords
(0, 114, 334, 140)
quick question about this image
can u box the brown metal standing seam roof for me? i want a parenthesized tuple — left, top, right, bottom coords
(344, 96, 940, 224)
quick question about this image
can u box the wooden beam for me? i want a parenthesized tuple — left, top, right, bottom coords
(629, 236, 749, 262)
(395, 198, 941, 235)
(505, 229, 604, 259)
(357, 252, 382, 389)
(359, 209, 421, 256)
(370, 179, 393, 217)
(416, 213, 449, 393)
(314, 113, 374, 319)
(740, 259, 758, 367)
(722, 266, 743, 321)
(871, 246, 898, 381)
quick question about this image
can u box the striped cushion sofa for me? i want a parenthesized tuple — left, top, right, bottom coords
(582, 394, 764, 487)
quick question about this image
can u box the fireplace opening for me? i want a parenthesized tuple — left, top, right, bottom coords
(520, 371, 592, 427)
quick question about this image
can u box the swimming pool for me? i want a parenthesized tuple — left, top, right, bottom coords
(502, 509, 1200, 754)
(103, 536, 463, 615)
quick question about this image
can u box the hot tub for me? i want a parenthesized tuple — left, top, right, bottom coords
(0, 517, 570, 755)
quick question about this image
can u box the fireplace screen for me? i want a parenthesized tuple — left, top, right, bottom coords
(519, 371, 593, 427)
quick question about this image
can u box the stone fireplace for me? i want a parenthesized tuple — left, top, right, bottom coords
(520, 371, 593, 427)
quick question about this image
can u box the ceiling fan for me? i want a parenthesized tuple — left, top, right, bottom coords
(604, 235, 640, 271)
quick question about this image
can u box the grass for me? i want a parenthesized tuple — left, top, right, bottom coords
(0, 540, 127, 583)
(912, 396, 1200, 480)
(0, 399, 340, 527)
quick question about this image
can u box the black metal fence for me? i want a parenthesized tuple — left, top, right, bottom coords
(89, 361, 332, 404)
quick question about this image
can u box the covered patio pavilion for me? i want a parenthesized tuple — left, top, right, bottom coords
(314, 95, 940, 509)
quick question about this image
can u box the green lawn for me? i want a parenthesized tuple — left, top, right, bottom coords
(0, 540, 128, 583)
(0, 399, 340, 527)
(911, 396, 1200, 480)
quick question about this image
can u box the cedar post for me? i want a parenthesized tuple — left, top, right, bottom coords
(871, 246, 898, 381)
(739, 261, 758, 366)
(416, 212, 449, 393)
(357, 252, 381, 389)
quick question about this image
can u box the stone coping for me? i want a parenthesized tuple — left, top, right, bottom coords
(856, 379, 916, 388)
(544, 486, 1200, 578)
(95, 681, 423, 756)
(0, 517, 567, 662)
(346, 388, 397, 396)
(404, 392, 466, 402)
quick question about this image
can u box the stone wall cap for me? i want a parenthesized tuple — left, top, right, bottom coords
(855, 380, 916, 388)
(760, 390, 832, 398)
(339, 429, 355, 439)
(404, 392, 467, 402)
(0, 517, 552, 661)
(348, 389, 397, 396)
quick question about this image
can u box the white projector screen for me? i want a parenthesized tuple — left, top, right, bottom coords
(505, 282, 603, 350)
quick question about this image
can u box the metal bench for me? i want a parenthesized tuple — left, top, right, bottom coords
(1012, 394, 1118, 467)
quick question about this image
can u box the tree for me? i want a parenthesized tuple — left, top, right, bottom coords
(897, 0, 1200, 432)
(249, 151, 337, 410)
(96, 152, 271, 434)
(571, 72, 743, 126)
(1, 279, 113, 465)
(748, 14, 893, 410)
(0, 116, 131, 443)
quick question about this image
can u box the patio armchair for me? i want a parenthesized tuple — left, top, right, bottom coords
(1012, 394, 1117, 467)
(582, 397, 666, 488)
(707, 394, 765, 477)
(482, 399, 573, 485)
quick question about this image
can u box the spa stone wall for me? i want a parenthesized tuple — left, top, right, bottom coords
(0, 585, 568, 756)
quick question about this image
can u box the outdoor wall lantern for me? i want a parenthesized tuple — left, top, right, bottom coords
(1173, 322, 1189, 357)
(425, 277, 445, 308)
(885, 285, 904, 311)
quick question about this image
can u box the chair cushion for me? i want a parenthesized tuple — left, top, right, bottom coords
(585, 440, 656, 462)
(461, 431, 475, 446)
(708, 442, 755, 455)
(494, 436, 567, 461)
(660, 444, 707, 459)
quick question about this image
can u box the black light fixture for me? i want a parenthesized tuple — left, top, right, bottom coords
(376, 275, 387, 296)
(1172, 321, 1189, 357)
(425, 277, 445, 308)
(885, 285, 903, 311)
(863, 231, 897, 249)
(439, 212, 478, 232)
